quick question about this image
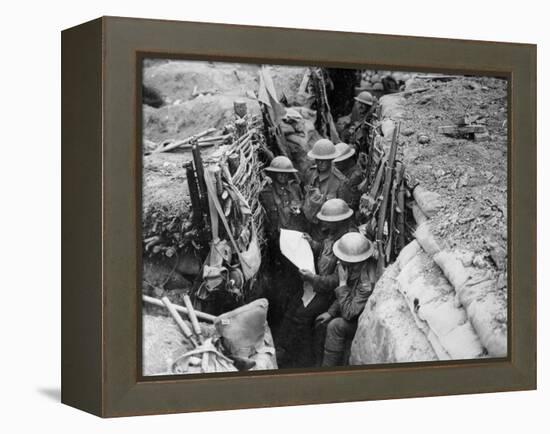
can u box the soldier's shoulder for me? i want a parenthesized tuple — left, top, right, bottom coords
(288, 178, 302, 189)
(332, 167, 348, 182)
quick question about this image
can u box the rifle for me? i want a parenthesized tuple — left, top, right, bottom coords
(376, 122, 401, 277)
(396, 163, 407, 253)
(386, 161, 404, 262)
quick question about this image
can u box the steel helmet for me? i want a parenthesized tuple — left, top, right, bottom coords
(334, 142, 356, 163)
(354, 91, 375, 106)
(316, 198, 354, 222)
(333, 232, 374, 263)
(265, 156, 298, 173)
(307, 138, 339, 160)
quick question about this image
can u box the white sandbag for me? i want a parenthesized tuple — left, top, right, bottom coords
(379, 94, 406, 119)
(414, 222, 441, 256)
(413, 186, 443, 218)
(396, 240, 422, 270)
(434, 250, 508, 357)
(397, 251, 485, 360)
(350, 263, 439, 365)
(381, 118, 396, 138)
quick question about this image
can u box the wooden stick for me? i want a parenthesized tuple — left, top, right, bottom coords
(183, 295, 204, 344)
(416, 74, 459, 81)
(161, 296, 198, 347)
(151, 128, 216, 154)
(143, 295, 216, 322)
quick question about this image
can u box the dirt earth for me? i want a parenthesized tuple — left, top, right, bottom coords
(395, 76, 508, 279)
(142, 60, 307, 217)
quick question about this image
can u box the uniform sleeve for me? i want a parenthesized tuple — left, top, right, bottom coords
(337, 177, 353, 208)
(312, 270, 339, 294)
(309, 239, 322, 256)
(348, 171, 363, 210)
(334, 279, 373, 321)
(327, 299, 341, 318)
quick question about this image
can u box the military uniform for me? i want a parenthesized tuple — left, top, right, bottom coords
(336, 160, 364, 211)
(303, 166, 351, 240)
(304, 165, 348, 200)
(322, 261, 375, 367)
(260, 157, 307, 334)
(275, 221, 357, 369)
(260, 178, 307, 241)
(309, 222, 358, 294)
(343, 106, 378, 148)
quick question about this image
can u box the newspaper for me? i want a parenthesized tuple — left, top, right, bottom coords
(279, 229, 316, 307)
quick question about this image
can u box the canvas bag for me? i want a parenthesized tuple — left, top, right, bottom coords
(215, 298, 269, 359)
(204, 169, 261, 281)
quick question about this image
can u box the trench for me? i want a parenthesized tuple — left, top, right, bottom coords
(141, 64, 507, 375)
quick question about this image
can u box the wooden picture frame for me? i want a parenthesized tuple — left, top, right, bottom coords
(61, 16, 536, 417)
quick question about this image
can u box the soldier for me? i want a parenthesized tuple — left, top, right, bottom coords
(317, 232, 376, 367)
(300, 198, 358, 293)
(338, 91, 378, 149)
(259, 156, 307, 332)
(260, 156, 307, 240)
(279, 108, 312, 181)
(277, 199, 357, 368)
(303, 138, 349, 239)
(334, 142, 365, 211)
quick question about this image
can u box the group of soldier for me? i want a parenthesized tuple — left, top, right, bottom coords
(259, 91, 380, 369)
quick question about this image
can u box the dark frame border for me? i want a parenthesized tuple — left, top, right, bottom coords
(64, 16, 536, 417)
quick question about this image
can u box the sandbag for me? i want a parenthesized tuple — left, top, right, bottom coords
(433, 250, 507, 357)
(413, 186, 443, 218)
(396, 240, 422, 270)
(350, 263, 439, 365)
(381, 118, 396, 138)
(414, 222, 441, 256)
(396, 251, 485, 360)
(215, 298, 269, 359)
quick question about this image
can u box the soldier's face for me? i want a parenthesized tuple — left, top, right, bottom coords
(358, 102, 372, 116)
(316, 159, 331, 173)
(275, 173, 289, 184)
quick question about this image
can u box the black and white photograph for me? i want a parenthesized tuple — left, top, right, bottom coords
(140, 59, 508, 376)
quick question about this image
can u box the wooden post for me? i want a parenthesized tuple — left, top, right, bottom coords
(185, 162, 203, 227)
(183, 295, 204, 344)
(161, 296, 199, 348)
(233, 99, 248, 118)
(234, 100, 248, 138)
(143, 295, 217, 322)
(191, 142, 210, 228)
